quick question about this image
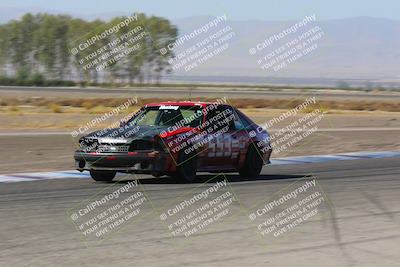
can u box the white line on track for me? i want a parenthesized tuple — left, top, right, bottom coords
(0, 150, 399, 183)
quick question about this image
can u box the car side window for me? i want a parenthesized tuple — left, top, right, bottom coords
(231, 109, 245, 130)
(224, 107, 248, 130)
(206, 105, 235, 131)
(221, 106, 237, 131)
(236, 110, 252, 129)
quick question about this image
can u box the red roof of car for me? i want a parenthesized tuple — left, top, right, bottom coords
(145, 101, 217, 107)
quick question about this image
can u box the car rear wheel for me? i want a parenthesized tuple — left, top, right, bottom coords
(90, 170, 116, 182)
(173, 151, 197, 183)
(239, 145, 263, 178)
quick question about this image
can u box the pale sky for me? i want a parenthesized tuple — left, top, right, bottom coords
(0, 0, 399, 21)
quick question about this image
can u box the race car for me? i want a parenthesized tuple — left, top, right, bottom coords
(74, 101, 272, 182)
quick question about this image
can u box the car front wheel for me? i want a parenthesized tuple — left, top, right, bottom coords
(173, 151, 197, 183)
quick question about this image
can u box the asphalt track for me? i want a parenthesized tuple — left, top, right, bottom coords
(1, 157, 400, 266)
(1, 86, 400, 101)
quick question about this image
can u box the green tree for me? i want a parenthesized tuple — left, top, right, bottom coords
(0, 24, 10, 76)
(145, 16, 177, 84)
(34, 14, 71, 79)
(8, 14, 40, 76)
(0, 12, 178, 85)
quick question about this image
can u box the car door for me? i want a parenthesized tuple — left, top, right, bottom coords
(203, 105, 244, 169)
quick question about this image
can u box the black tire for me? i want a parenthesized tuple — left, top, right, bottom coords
(173, 151, 197, 183)
(90, 170, 116, 182)
(239, 144, 263, 178)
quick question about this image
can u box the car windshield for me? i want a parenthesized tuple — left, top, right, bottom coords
(127, 105, 204, 127)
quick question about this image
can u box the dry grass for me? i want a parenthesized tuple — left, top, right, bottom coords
(6, 105, 22, 115)
(228, 99, 400, 112)
(47, 103, 62, 113)
(1, 96, 400, 112)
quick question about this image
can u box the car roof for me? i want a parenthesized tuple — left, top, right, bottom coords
(145, 101, 230, 108)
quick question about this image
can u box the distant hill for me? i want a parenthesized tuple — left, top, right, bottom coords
(170, 16, 400, 80)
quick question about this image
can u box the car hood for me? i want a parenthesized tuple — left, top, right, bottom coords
(83, 125, 169, 143)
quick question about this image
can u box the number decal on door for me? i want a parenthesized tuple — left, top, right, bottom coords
(207, 134, 240, 158)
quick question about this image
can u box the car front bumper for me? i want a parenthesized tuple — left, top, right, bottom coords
(74, 150, 174, 175)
